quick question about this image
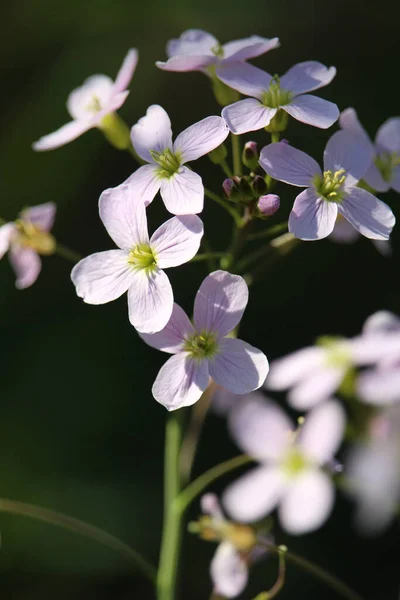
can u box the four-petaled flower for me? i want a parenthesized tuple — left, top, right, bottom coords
(126, 105, 229, 214)
(0, 203, 56, 289)
(140, 270, 269, 410)
(156, 29, 279, 76)
(33, 49, 138, 150)
(219, 61, 339, 134)
(223, 397, 345, 534)
(71, 184, 203, 333)
(340, 108, 400, 193)
(329, 214, 391, 257)
(260, 130, 395, 241)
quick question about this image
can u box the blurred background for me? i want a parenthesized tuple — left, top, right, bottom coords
(1, 0, 399, 598)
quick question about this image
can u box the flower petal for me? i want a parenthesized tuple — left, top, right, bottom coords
(222, 99, 275, 134)
(223, 466, 286, 522)
(156, 55, 215, 72)
(338, 188, 395, 240)
(260, 142, 321, 186)
(266, 347, 325, 390)
(20, 202, 57, 232)
(229, 396, 294, 460)
(67, 75, 114, 120)
(363, 311, 400, 335)
(211, 542, 248, 599)
(323, 130, 373, 186)
(151, 215, 203, 268)
(0, 223, 16, 258)
(329, 217, 360, 243)
(127, 268, 173, 333)
(375, 117, 400, 153)
(391, 166, 400, 193)
(130, 105, 173, 162)
(194, 270, 248, 336)
(112, 48, 138, 94)
(124, 165, 161, 207)
(222, 36, 280, 61)
(139, 303, 194, 354)
(364, 161, 390, 193)
(288, 366, 346, 410)
(281, 61, 336, 94)
(160, 167, 203, 215)
(283, 95, 339, 129)
(216, 62, 271, 98)
(173, 116, 229, 163)
(289, 188, 337, 240)
(32, 120, 92, 151)
(99, 184, 149, 250)
(279, 469, 334, 534)
(210, 338, 269, 394)
(339, 108, 372, 147)
(152, 352, 209, 410)
(9, 246, 41, 289)
(357, 368, 400, 405)
(166, 29, 217, 57)
(297, 399, 345, 463)
(71, 250, 134, 304)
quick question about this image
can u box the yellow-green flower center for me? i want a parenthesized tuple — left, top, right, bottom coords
(316, 336, 352, 369)
(183, 331, 219, 360)
(211, 43, 224, 58)
(151, 148, 182, 178)
(375, 151, 400, 183)
(15, 219, 55, 255)
(313, 169, 347, 202)
(282, 449, 308, 477)
(261, 76, 293, 109)
(127, 244, 157, 272)
(85, 95, 102, 113)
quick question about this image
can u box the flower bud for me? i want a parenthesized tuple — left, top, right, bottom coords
(252, 175, 268, 197)
(208, 143, 228, 165)
(257, 194, 280, 216)
(242, 141, 259, 170)
(223, 178, 237, 198)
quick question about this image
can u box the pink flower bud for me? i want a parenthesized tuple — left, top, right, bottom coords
(242, 141, 259, 170)
(257, 194, 280, 216)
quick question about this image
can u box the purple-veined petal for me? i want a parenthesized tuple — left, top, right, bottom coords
(9, 246, 41, 289)
(375, 117, 400, 153)
(67, 75, 114, 120)
(151, 215, 203, 268)
(173, 116, 229, 163)
(357, 368, 400, 405)
(297, 399, 345, 463)
(288, 366, 346, 410)
(160, 167, 203, 215)
(152, 352, 209, 410)
(364, 161, 390, 193)
(260, 142, 321, 186)
(222, 36, 280, 61)
(338, 188, 395, 240)
(266, 347, 325, 390)
(323, 130, 373, 187)
(216, 62, 271, 99)
(283, 95, 339, 129)
(32, 120, 92, 151)
(329, 216, 360, 243)
(280, 61, 336, 95)
(223, 466, 286, 522)
(166, 29, 218, 58)
(229, 396, 294, 461)
(71, 250, 134, 304)
(279, 469, 334, 534)
(194, 270, 248, 336)
(127, 268, 173, 333)
(99, 184, 149, 250)
(391, 166, 400, 192)
(211, 542, 248, 599)
(222, 99, 275, 134)
(339, 108, 372, 147)
(209, 338, 269, 394)
(130, 105, 173, 162)
(20, 202, 56, 232)
(123, 165, 161, 207)
(289, 188, 337, 240)
(139, 303, 194, 354)
(156, 55, 215, 72)
(112, 48, 138, 94)
(0, 223, 16, 258)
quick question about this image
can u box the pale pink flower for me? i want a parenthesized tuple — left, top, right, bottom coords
(223, 398, 345, 534)
(140, 270, 269, 410)
(71, 184, 203, 334)
(33, 49, 138, 150)
(126, 105, 229, 214)
(0, 203, 56, 289)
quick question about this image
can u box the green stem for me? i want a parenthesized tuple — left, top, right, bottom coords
(157, 411, 185, 600)
(204, 188, 241, 226)
(236, 232, 297, 273)
(220, 159, 233, 178)
(271, 132, 280, 143)
(55, 244, 82, 263)
(247, 222, 288, 242)
(0, 497, 156, 582)
(176, 454, 252, 513)
(231, 134, 241, 175)
(190, 252, 226, 263)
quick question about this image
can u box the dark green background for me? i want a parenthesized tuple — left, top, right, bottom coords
(1, 0, 399, 598)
